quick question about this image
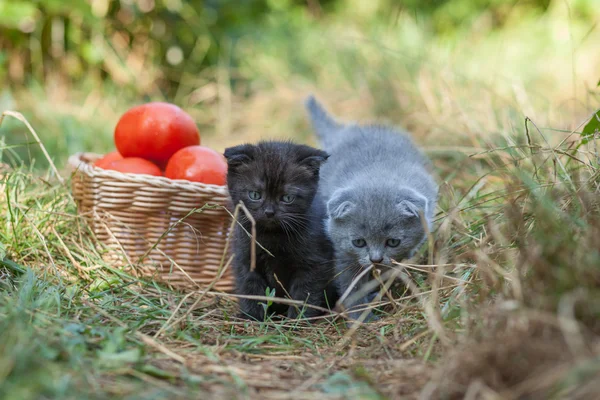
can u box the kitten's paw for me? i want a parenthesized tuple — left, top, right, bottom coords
(347, 311, 367, 322)
(236, 312, 258, 321)
(366, 291, 378, 303)
(347, 308, 378, 322)
(286, 307, 300, 320)
(288, 305, 323, 321)
(364, 312, 379, 322)
(237, 309, 265, 322)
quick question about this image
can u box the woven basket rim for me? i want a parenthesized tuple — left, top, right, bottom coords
(68, 152, 229, 195)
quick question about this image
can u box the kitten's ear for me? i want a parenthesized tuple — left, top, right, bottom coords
(224, 144, 255, 168)
(397, 190, 428, 219)
(298, 149, 329, 173)
(327, 190, 355, 220)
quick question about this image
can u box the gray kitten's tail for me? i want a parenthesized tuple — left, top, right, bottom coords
(305, 95, 343, 148)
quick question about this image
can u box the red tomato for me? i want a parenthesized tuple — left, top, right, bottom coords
(114, 102, 200, 168)
(93, 151, 123, 169)
(103, 157, 162, 177)
(164, 146, 227, 185)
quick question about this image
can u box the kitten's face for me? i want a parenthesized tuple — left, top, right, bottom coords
(326, 185, 430, 269)
(224, 141, 328, 231)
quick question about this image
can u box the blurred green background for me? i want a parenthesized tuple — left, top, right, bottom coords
(0, 0, 599, 170)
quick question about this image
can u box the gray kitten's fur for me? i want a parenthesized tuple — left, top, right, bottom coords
(305, 96, 438, 319)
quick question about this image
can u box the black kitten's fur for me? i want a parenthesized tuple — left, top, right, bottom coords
(224, 141, 338, 321)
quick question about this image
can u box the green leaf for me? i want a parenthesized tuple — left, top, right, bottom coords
(581, 111, 600, 144)
(89, 275, 120, 292)
(139, 364, 178, 380)
(0, 257, 26, 275)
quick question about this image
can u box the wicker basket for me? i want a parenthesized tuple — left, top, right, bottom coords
(68, 152, 234, 292)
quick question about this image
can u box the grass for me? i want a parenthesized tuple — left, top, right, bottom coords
(1, 4, 600, 399)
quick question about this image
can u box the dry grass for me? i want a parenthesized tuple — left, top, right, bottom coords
(1, 5, 600, 399)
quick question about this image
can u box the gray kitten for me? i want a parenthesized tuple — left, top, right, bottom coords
(305, 96, 438, 320)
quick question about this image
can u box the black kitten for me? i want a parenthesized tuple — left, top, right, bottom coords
(224, 141, 337, 321)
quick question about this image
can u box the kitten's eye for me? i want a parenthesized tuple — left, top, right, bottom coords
(352, 239, 367, 248)
(386, 238, 401, 248)
(281, 194, 296, 203)
(248, 191, 262, 201)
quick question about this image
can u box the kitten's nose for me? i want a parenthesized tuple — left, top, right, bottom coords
(264, 207, 275, 218)
(370, 256, 383, 264)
